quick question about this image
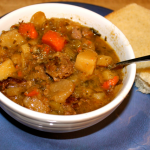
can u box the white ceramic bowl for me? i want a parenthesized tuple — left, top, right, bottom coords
(0, 3, 136, 133)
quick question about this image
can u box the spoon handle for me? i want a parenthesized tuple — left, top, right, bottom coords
(116, 55, 150, 66)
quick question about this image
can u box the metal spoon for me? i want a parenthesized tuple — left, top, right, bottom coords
(109, 55, 150, 69)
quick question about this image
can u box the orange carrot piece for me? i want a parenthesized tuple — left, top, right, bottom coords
(43, 45, 50, 54)
(42, 30, 66, 52)
(15, 65, 19, 69)
(24, 89, 39, 97)
(77, 46, 82, 53)
(102, 76, 119, 90)
(18, 23, 38, 39)
(18, 71, 22, 77)
(87, 40, 92, 44)
(37, 45, 43, 48)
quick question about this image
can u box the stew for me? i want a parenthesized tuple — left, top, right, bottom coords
(0, 11, 123, 115)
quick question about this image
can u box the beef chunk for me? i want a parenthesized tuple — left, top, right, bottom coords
(0, 77, 26, 90)
(45, 52, 74, 81)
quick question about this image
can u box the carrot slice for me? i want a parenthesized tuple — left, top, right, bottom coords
(18, 23, 38, 39)
(102, 76, 119, 90)
(43, 45, 50, 54)
(17, 71, 22, 77)
(24, 89, 39, 97)
(42, 30, 65, 52)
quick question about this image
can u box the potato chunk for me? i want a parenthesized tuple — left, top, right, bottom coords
(23, 96, 50, 113)
(5, 87, 26, 96)
(92, 92, 105, 100)
(0, 29, 26, 48)
(97, 55, 112, 67)
(30, 11, 46, 27)
(46, 79, 75, 103)
(0, 59, 16, 80)
(75, 50, 97, 75)
(20, 43, 30, 54)
(11, 53, 22, 66)
(102, 70, 117, 81)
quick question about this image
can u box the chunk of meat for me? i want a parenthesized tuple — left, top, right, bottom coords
(34, 65, 50, 81)
(82, 27, 94, 39)
(63, 104, 76, 115)
(71, 26, 82, 40)
(65, 96, 79, 113)
(81, 38, 95, 50)
(0, 77, 26, 90)
(45, 52, 74, 81)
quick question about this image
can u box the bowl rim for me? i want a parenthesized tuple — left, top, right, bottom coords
(0, 3, 136, 123)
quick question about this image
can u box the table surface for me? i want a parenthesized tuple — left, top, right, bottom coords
(0, 0, 150, 17)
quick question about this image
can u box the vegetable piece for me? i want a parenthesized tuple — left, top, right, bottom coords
(43, 45, 50, 54)
(45, 79, 75, 103)
(102, 76, 119, 90)
(24, 89, 39, 97)
(20, 43, 30, 54)
(97, 55, 113, 67)
(17, 71, 22, 77)
(42, 30, 66, 51)
(92, 92, 105, 100)
(5, 87, 26, 96)
(28, 39, 38, 45)
(11, 53, 22, 66)
(77, 46, 82, 53)
(75, 49, 98, 75)
(30, 11, 46, 27)
(18, 23, 38, 39)
(0, 29, 26, 48)
(23, 96, 50, 113)
(0, 59, 16, 80)
(102, 69, 117, 81)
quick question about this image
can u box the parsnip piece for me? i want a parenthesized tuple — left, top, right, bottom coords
(48, 79, 75, 103)
(20, 43, 30, 54)
(28, 39, 38, 45)
(49, 101, 64, 114)
(0, 59, 16, 80)
(92, 92, 105, 100)
(75, 50, 98, 75)
(23, 96, 50, 113)
(5, 87, 26, 96)
(0, 29, 26, 48)
(30, 11, 46, 27)
(0, 47, 6, 56)
(97, 55, 112, 67)
(102, 70, 117, 81)
(11, 53, 22, 65)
